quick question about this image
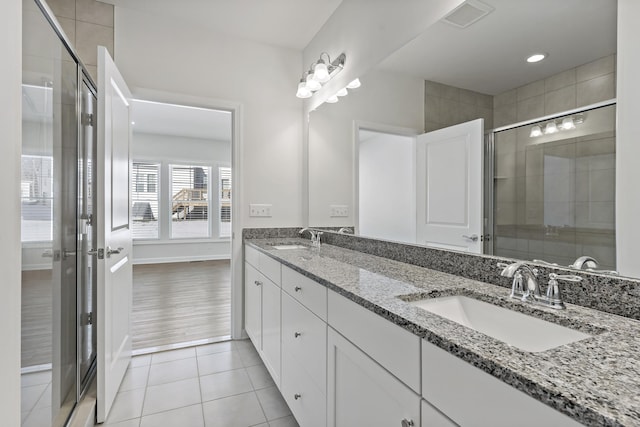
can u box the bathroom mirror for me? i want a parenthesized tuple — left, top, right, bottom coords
(307, 0, 625, 275)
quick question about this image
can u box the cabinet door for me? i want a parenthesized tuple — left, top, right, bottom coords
(244, 263, 262, 349)
(327, 327, 420, 427)
(262, 278, 281, 386)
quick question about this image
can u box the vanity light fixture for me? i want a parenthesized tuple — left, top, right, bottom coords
(336, 87, 348, 97)
(296, 52, 347, 98)
(529, 113, 585, 138)
(346, 78, 361, 89)
(529, 125, 542, 137)
(526, 53, 547, 63)
(326, 94, 339, 103)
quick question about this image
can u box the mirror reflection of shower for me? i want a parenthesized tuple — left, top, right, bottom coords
(489, 102, 616, 271)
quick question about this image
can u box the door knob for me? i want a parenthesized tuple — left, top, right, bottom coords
(106, 246, 124, 257)
(401, 419, 414, 427)
(462, 234, 479, 242)
(254, 280, 262, 286)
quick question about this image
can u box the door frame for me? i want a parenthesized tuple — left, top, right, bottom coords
(352, 120, 420, 235)
(127, 88, 243, 340)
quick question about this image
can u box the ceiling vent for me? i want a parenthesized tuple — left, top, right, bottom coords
(441, 0, 494, 29)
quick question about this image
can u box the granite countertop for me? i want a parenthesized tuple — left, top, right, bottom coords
(245, 238, 640, 427)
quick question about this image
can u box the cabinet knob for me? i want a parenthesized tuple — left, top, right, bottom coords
(254, 280, 262, 286)
(294, 286, 302, 292)
(294, 393, 301, 400)
(294, 332, 302, 338)
(401, 419, 414, 427)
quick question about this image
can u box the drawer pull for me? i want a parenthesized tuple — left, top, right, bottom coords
(294, 332, 302, 338)
(294, 286, 302, 292)
(254, 280, 262, 286)
(294, 393, 301, 400)
(401, 419, 414, 427)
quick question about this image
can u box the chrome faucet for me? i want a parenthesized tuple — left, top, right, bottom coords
(570, 256, 598, 270)
(498, 262, 581, 309)
(299, 227, 323, 248)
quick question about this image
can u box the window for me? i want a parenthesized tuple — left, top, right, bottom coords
(219, 167, 231, 238)
(171, 164, 210, 239)
(21, 155, 53, 242)
(131, 162, 159, 239)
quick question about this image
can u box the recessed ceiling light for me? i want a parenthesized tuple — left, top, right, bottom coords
(526, 53, 547, 63)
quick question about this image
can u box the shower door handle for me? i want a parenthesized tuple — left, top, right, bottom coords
(462, 234, 479, 242)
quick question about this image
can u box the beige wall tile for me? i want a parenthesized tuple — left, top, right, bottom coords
(459, 88, 480, 106)
(494, 89, 516, 107)
(517, 79, 544, 101)
(425, 81, 446, 98)
(576, 74, 615, 106)
(495, 152, 516, 177)
(424, 96, 441, 124)
(576, 55, 615, 82)
(47, 0, 75, 19)
(439, 83, 460, 102)
(495, 177, 517, 203)
(57, 16, 76, 46)
(494, 130, 517, 155)
(76, 0, 114, 27)
(477, 93, 493, 109)
(424, 121, 442, 132)
(517, 95, 544, 122)
(85, 65, 97, 83)
(459, 102, 477, 122)
(545, 68, 576, 92)
(544, 85, 576, 115)
(439, 98, 461, 126)
(494, 104, 516, 127)
(576, 137, 615, 157)
(478, 107, 493, 129)
(76, 21, 113, 66)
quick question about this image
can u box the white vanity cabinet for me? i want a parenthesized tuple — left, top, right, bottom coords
(281, 265, 328, 427)
(244, 245, 281, 386)
(327, 327, 421, 427)
(421, 340, 583, 427)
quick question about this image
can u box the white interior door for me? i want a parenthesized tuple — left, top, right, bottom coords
(96, 46, 133, 422)
(416, 119, 483, 253)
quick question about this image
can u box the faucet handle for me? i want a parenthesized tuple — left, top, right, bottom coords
(550, 273, 582, 283)
(545, 273, 581, 309)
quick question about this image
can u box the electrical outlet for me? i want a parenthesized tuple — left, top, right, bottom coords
(249, 204, 272, 217)
(330, 205, 349, 217)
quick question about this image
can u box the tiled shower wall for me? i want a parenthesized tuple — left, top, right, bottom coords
(424, 81, 494, 132)
(45, 0, 115, 82)
(493, 55, 616, 127)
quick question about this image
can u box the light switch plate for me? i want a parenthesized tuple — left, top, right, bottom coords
(330, 204, 349, 217)
(249, 204, 272, 217)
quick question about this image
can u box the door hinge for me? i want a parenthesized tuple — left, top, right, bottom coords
(81, 113, 94, 127)
(88, 248, 104, 259)
(82, 311, 93, 326)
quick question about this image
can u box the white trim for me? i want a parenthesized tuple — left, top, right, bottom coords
(133, 254, 230, 265)
(133, 238, 230, 245)
(126, 87, 244, 340)
(21, 263, 52, 271)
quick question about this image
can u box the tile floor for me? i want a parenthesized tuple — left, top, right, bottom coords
(21, 370, 52, 427)
(100, 340, 298, 427)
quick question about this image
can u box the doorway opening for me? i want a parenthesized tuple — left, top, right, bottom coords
(129, 100, 233, 353)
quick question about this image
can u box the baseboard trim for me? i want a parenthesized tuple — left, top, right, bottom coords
(133, 254, 230, 265)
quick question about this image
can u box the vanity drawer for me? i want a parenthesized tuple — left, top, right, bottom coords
(282, 292, 327, 394)
(327, 290, 421, 393)
(422, 340, 582, 427)
(282, 265, 327, 321)
(281, 349, 326, 427)
(245, 244, 281, 286)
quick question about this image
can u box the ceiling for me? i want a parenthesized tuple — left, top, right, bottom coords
(100, 0, 343, 50)
(131, 100, 232, 141)
(377, 0, 617, 95)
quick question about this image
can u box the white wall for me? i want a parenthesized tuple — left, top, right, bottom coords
(303, 0, 464, 111)
(308, 68, 424, 226)
(0, 0, 22, 424)
(359, 132, 416, 243)
(616, 0, 640, 277)
(114, 8, 304, 229)
(132, 132, 232, 263)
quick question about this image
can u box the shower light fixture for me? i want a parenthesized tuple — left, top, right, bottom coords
(296, 52, 358, 100)
(529, 114, 585, 138)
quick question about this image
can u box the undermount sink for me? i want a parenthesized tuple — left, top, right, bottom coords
(270, 244, 309, 250)
(409, 295, 592, 352)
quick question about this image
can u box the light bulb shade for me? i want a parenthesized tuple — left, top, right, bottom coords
(544, 122, 558, 134)
(296, 81, 312, 99)
(346, 78, 361, 89)
(305, 74, 321, 92)
(530, 125, 542, 137)
(326, 95, 339, 103)
(561, 117, 576, 130)
(336, 87, 348, 97)
(313, 60, 330, 83)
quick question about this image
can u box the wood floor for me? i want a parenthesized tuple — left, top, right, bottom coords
(132, 260, 231, 350)
(21, 269, 53, 367)
(21, 260, 231, 367)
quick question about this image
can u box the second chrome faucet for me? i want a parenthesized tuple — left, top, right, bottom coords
(499, 261, 581, 309)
